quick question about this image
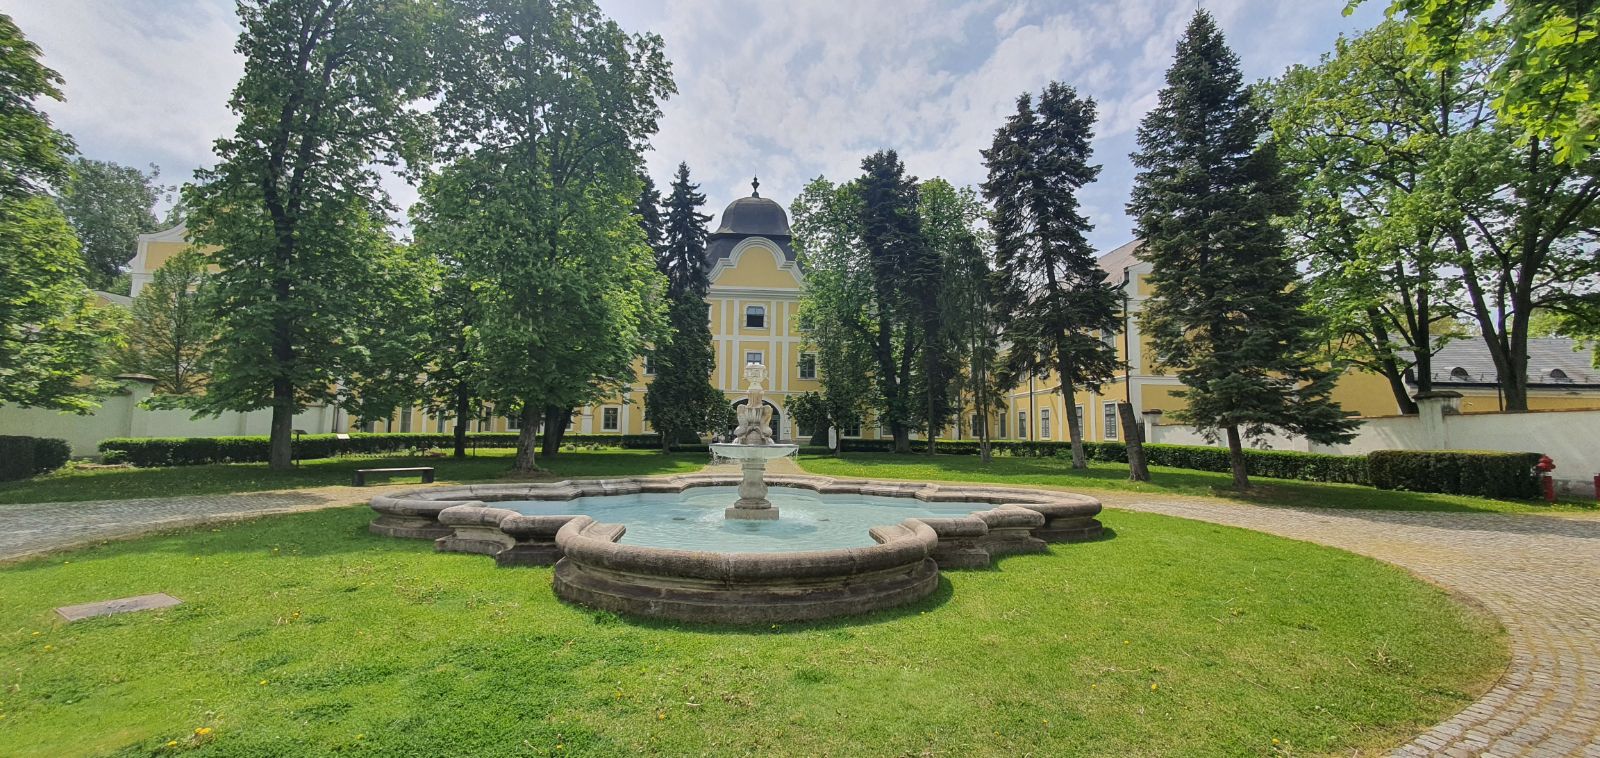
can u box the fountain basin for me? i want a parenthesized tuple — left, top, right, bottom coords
(369, 474, 1104, 623)
(708, 442, 800, 460)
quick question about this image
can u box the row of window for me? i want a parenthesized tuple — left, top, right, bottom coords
(645, 350, 817, 379)
(1007, 403, 1121, 441)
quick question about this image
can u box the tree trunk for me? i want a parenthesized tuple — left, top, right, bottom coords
(513, 404, 540, 473)
(268, 381, 295, 470)
(1224, 425, 1248, 489)
(452, 383, 471, 458)
(1119, 402, 1150, 482)
(891, 423, 911, 454)
(1056, 353, 1085, 469)
(541, 405, 572, 458)
(1377, 356, 1420, 415)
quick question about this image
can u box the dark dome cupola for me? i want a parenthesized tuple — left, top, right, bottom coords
(707, 177, 796, 266)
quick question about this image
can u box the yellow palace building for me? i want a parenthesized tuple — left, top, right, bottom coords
(993, 239, 1600, 445)
(125, 186, 823, 440)
(123, 196, 1598, 444)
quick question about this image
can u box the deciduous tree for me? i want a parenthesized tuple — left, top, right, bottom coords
(182, 0, 435, 469)
(58, 158, 168, 291)
(119, 248, 213, 395)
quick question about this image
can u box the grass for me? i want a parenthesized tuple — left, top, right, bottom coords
(0, 450, 706, 505)
(0, 506, 1503, 757)
(799, 453, 1600, 515)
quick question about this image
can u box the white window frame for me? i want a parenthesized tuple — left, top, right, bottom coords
(1103, 403, 1119, 440)
(798, 352, 817, 380)
(602, 406, 621, 432)
(644, 352, 656, 375)
(745, 350, 763, 366)
(1040, 408, 1051, 439)
(1018, 410, 1027, 439)
(507, 414, 521, 431)
(1075, 404, 1084, 437)
(745, 305, 766, 329)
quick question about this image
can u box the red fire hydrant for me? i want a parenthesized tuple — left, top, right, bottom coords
(1534, 455, 1556, 503)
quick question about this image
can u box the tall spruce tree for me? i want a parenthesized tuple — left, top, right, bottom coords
(644, 162, 723, 450)
(1128, 11, 1356, 488)
(857, 150, 926, 454)
(983, 83, 1121, 469)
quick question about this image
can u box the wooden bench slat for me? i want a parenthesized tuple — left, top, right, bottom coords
(353, 466, 436, 486)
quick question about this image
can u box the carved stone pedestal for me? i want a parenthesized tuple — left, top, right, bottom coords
(725, 458, 780, 520)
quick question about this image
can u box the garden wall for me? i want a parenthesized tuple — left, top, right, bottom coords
(0, 377, 337, 457)
(1147, 405, 1600, 495)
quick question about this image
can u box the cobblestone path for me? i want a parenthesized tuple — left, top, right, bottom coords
(0, 484, 405, 563)
(2, 477, 1596, 755)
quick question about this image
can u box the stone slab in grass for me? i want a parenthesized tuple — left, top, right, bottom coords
(55, 593, 182, 622)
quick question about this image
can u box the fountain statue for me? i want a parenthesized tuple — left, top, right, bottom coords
(710, 362, 800, 520)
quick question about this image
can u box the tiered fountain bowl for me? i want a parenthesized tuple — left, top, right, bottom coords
(366, 364, 1105, 624)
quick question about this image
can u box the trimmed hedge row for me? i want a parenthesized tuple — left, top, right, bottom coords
(98, 432, 688, 467)
(837, 437, 1371, 485)
(1369, 450, 1542, 499)
(0, 435, 72, 481)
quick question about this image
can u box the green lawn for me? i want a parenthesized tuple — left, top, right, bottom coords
(0, 506, 1502, 757)
(0, 450, 706, 505)
(799, 452, 1598, 514)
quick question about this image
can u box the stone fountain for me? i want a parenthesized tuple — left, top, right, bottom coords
(710, 362, 799, 520)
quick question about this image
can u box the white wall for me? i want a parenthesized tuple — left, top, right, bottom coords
(0, 379, 338, 457)
(1147, 407, 1600, 493)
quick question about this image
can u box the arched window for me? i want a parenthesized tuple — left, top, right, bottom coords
(1449, 367, 1471, 381)
(1549, 368, 1570, 380)
(745, 305, 766, 328)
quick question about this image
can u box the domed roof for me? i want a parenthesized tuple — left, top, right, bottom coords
(712, 180, 791, 238)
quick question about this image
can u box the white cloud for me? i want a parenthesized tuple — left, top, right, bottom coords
(13, 0, 1388, 248)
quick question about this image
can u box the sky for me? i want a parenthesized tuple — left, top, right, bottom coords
(10, 0, 1386, 254)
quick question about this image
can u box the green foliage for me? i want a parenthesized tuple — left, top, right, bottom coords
(1129, 11, 1357, 486)
(427, 0, 674, 472)
(858, 150, 935, 451)
(793, 178, 875, 442)
(983, 83, 1121, 467)
(0, 195, 125, 411)
(786, 391, 832, 445)
(181, 0, 436, 469)
(1266, 22, 1463, 416)
(57, 158, 168, 289)
(0, 13, 74, 200)
(96, 432, 695, 467)
(118, 248, 214, 395)
(1369, 450, 1542, 499)
(834, 438, 1370, 485)
(0, 435, 70, 481)
(1371, 0, 1599, 164)
(644, 163, 723, 447)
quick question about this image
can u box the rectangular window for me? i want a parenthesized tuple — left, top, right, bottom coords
(644, 352, 656, 375)
(1075, 404, 1084, 437)
(998, 412, 1007, 438)
(399, 407, 412, 433)
(1040, 408, 1051, 439)
(970, 414, 980, 437)
(1104, 403, 1119, 440)
(507, 414, 520, 431)
(842, 421, 861, 437)
(436, 415, 447, 434)
(745, 305, 765, 328)
(798, 353, 817, 379)
(745, 350, 763, 366)
(1018, 411, 1027, 439)
(602, 407, 620, 432)
(1102, 327, 1117, 348)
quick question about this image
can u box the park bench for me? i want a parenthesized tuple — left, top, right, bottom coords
(353, 466, 435, 486)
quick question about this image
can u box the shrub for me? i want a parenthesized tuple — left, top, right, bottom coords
(102, 433, 521, 467)
(0, 435, 72, 481)
(1368, 450, 1541, 499)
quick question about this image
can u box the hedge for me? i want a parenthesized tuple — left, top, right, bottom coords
(835, 437, 1369, 485)
(98, 432, 694, 467)
(1369, 450, 1541, 499)
(0, 436, 72, 481)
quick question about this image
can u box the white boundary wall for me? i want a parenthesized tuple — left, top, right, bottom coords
(1147, 406, 1600, 494)
(0, 378, 337, 457)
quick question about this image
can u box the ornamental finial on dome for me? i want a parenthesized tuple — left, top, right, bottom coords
(751, 176, 760, 197)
